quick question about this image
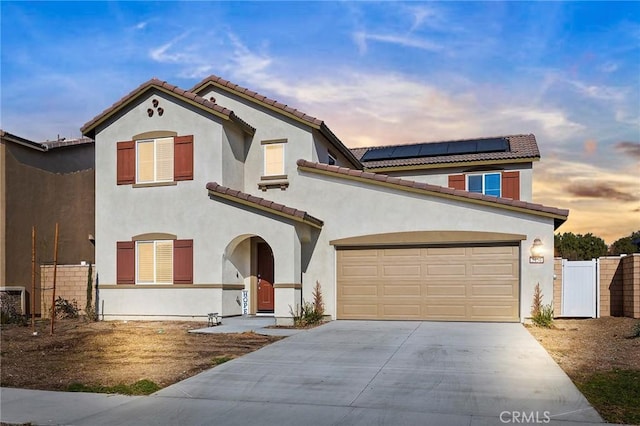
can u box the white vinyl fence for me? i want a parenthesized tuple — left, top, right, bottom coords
(561, 259, 598, 318)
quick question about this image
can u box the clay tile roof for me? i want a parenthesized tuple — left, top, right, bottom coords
(352, 134, 541, 169)
(191, 74, 325, 127)
(296, 159, 568, 226)
(206, 182, 323, 228)
(81, 78, 255, 138)
(190, 74, 362, 169)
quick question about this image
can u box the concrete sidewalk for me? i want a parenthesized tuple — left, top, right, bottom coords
(188, 315, 303, 337)
(1, 321, 611, 425)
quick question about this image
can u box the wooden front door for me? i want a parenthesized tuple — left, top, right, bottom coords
(257, 243, 275, 312)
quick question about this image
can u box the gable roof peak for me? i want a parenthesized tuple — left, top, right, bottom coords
(81, 78, 255, 138)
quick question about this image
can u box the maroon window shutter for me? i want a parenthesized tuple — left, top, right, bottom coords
(174, 135, 194, 181)
(116, 141, 135, 185)
(448, 174, 465, 190)
(116, 241, 135, 284)
(174, 239, 193, 284)
(502, 171, 520, 200)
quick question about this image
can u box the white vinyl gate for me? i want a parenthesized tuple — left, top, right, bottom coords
(561, 259, 598, 318)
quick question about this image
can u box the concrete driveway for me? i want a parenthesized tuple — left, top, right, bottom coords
(1, 321, 603, 425)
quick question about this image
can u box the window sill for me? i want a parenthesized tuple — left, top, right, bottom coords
(258, 177, 289, 191)
(133, 181, 178, 188)
(258, 181, 289, 191)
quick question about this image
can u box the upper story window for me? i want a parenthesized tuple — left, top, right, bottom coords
(468, 172, 501, 197)
(263, 140, 286, 177)
(449, 170, 520, 200)
(137, 137, 174, 183)
(117, 133, 193, 186)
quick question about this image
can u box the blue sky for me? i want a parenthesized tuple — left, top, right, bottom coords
(1, 1, 639, 243)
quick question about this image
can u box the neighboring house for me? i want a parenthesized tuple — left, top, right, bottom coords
(0, 130, 95, 315)
(80, 75, 568, 325)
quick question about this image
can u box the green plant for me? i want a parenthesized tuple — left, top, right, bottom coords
(289, 281, 325, 327)
(85, 264, 97, 321)
(530, 283, 553, 328)
(54, 297, 79, 319)
(212, 355, 233, 365)
(631, 322, 640, 339)
(67, 379, 160, 395)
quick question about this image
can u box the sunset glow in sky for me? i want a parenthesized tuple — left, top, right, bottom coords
(1, 2, 638, 244)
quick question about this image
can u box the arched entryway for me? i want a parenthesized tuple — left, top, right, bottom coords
(223, 235, 275, 315)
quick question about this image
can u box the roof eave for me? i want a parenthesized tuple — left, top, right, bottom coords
(0, 130, 47, 151)
(364, 156, 540, 172)
(297, 160, 569, 223)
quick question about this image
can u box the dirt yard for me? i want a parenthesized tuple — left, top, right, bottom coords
(0, 319, 281, 392)
(527, 317, 640, 378)
(527, 316, 640, 424)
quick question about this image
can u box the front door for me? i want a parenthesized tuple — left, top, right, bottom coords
(257, 243, 274, 312)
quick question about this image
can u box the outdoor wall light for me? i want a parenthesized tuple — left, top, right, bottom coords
(529, 238, 544, 263)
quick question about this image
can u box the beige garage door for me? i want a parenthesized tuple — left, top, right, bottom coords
(337, 245, 520, 322)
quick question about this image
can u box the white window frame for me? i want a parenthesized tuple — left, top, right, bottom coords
(466, 172, 501, 197)
(262, 141, 286, 177)
(136, 137, 174, 184)
(135, 240, 173, 285)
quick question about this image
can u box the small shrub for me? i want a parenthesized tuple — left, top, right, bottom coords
(0, 292, 27, 325)
(290, 281, 325, 327)
(631, 322, 640, 339)
(530, 283, 553, 328)
(54, 297, 79, 319)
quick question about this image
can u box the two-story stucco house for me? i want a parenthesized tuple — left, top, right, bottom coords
(80, 75, 568, 325)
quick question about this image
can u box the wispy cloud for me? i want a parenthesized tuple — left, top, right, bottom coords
(499, 108, 584, 141)
(353, 31, 441, 54)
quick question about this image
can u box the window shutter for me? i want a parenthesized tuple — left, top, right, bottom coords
(173, 239, 193, 284)
(448, 174, 465, 190)
(116, 241, 135, 284)
(502, 171, 520, 200)
(174, 135, 194, 181)
(116, 141, 135, 185)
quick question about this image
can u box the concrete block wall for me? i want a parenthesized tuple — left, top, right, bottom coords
(553, 258, 562, 316)
(40, 264, 96, 319)
(622, 254, 639, 318)
(599, 257, 624, 317)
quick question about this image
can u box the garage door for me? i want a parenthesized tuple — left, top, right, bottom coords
(337, 245, 519, 322)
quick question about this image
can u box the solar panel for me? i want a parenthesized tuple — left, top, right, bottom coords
(391, 145, 422, 159)
(476, 138, 509, 153)
(360, 147, 396, 161)
(418, 142, 448, 156)
(360, 137, 510, 162)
